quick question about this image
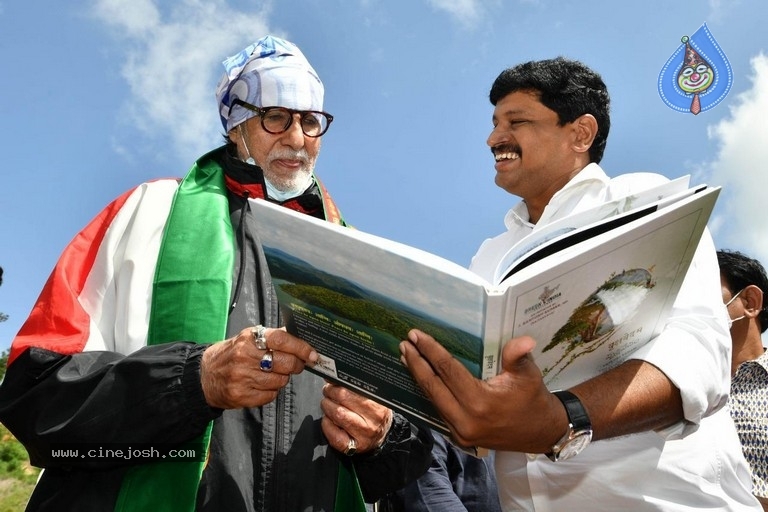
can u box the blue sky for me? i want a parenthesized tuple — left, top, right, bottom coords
(1, 0, 767, 352)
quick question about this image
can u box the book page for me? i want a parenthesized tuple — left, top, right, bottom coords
(494, 186, 719, 391)
(249, 199, 497, 433)
(248, 184, 717, 433)
(491, 176, 692, 284)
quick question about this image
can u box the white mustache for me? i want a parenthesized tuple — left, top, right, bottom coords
(268, 148, 310, 164)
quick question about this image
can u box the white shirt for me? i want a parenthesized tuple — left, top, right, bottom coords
(471, 164, 760, 511)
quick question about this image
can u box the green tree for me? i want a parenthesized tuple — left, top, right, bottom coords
(0, 422, 39, 511)
(0, 266, 7, 381)
(0, 267, 37, 510)
(0, 266, 7, 324)
(0, 349, 7, 381)
(0, 267, 7, 380)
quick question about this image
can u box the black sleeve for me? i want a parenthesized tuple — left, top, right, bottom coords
(382, 432, 503, 512)
(352, 414, 434, 503)
(0, 343, 221, 470)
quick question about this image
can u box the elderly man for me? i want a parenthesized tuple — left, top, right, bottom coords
(400, 57, 760, 511)
(0, 36, 431, 512)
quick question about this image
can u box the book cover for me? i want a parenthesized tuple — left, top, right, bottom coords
(250, 183, 719, 434)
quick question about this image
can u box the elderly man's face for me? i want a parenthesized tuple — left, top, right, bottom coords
(233, 114, 320, 192)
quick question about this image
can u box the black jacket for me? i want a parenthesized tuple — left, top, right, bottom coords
(0, 147, 432, 511)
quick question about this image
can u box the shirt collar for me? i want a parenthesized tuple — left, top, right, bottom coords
(735, 348, 768, 378)
(504, 163, 609, 230)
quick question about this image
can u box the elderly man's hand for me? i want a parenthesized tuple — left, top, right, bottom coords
(201, 327, 318, 409)
(320, 383, 393, 456)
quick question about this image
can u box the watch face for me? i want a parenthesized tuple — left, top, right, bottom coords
(558, 430, 593, 461)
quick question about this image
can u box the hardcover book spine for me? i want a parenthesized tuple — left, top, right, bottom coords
(481, 289, 507, 380)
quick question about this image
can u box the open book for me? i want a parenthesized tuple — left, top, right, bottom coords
(250, 180, 719, 435)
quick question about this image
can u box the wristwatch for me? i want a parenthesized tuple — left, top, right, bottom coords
(546, 390, 593, 462)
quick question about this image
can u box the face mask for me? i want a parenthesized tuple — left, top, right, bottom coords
(724, 289, 746, 328)
(264, 174, 313, 201)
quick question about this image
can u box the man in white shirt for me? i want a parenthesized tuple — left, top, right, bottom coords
(400, 57, 761, 511)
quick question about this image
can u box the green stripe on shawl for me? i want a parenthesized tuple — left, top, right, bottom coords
(114, 150, 232, 512)
(336, 457, 366, 512)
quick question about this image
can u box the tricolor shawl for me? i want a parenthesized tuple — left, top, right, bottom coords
(9, 147, 364, 511)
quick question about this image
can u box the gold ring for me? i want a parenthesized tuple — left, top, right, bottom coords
(343, 437, 357, 456)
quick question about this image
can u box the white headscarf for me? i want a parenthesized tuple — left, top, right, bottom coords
(215, 35, 324, 132)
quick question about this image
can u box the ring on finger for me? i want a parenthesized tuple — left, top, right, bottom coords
(343, 437, 357, 456)
(260, 350, 274, 373)
(252, 325, 268, 351)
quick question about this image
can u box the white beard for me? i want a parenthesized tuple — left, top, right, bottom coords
(262, 147, 316, 200)
(264, 172, 313, 201)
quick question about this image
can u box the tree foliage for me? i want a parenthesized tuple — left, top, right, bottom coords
(281, 283, 479, 361)
(0, 422, 39, 511)
(0, 266, 6, 323)
(0, 350, 7, 381)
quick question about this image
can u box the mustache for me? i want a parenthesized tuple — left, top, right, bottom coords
(490, 144, 522, 156)
(268, 148, 311, 164)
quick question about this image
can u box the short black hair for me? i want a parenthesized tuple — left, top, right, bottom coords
(718, 249, 768, 333)
(489, 57, 611, 164)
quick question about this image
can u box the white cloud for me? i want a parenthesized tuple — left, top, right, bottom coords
(92, 0, 162, 36)
(426, 0, 483, 29)
(708, 0, 742, 23)
(91, 0, 273, 160)
(705, 53, 768, 264)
